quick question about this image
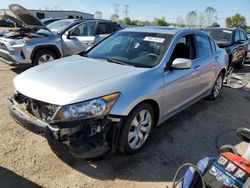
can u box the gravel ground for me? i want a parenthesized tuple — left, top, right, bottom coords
(0, 59, 250, 188)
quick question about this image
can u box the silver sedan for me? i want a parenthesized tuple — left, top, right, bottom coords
(8, 27, 228, 158)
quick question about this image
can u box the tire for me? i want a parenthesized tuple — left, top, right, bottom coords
(119, 103, 155, 154)
(236, 55, 246, 69)
(208, 72, 224, 100)
(32, 50, 57, 66)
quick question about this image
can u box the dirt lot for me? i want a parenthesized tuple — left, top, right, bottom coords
(0, 60, 250, 188)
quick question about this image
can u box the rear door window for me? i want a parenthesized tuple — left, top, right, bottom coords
(195, 35, 213, 57)
(96, 22, 113, 34)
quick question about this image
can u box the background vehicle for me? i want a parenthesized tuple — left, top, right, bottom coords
(41, 18, 62, 25)
(8, 27, 228, 158)
(247, 34, 250, 60)
(204, 27, 249, 70)
(0, 19, 14, 27)
(0, 4, 121, 66)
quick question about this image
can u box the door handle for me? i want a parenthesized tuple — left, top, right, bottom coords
(194, 65, 201, 71)
(215, 56, 219, 61)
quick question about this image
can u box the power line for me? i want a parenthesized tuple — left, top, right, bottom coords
(113, 3, 120, 16)
(124, 4, 129, 18)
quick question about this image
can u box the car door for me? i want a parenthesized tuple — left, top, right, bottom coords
(162, 34, 206, 117)
(239, 30, 248, 59)
(232, 30, 242, 64)
(61, 21, 96, 56)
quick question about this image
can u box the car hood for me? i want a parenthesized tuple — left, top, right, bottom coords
(14, 55, 139, 105)
(9, 4, 48, 30)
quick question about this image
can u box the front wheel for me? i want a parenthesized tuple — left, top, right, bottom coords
(32, 50, 57, 66)
(119, 103, 155, 154)
(208, 72, 224, 100)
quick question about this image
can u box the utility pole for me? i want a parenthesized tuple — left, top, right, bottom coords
(124, 5, 129, 18)
(113, 3, 120, 16)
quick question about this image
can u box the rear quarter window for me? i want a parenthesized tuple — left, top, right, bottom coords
(209, 38, 216, 52)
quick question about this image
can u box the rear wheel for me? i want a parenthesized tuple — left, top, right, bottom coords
(119, 103, 155, 154)
(208, 72, 224, 100)
(32, 50, 57, 66)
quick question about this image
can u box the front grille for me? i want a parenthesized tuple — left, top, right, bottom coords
(16, 93, 58, 122)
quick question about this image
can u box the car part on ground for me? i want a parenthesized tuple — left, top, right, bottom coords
(172, 128, 250, 188)
(204, 27, 249, 70)
(8, 27, 228, 158)
(0, 4, 122, 66)
(224, 72, 250, 89)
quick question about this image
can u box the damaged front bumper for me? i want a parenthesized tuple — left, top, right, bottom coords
(8, 96, 123, 159)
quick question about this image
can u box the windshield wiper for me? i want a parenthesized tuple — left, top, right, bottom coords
(106, 58, 132, 66)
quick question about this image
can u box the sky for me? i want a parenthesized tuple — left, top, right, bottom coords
(1, 0, 250, 26)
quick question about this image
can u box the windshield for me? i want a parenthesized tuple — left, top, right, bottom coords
(47, 20, 73, 33)
(86, 31, 172, 68)
(204, 29, 233, 43)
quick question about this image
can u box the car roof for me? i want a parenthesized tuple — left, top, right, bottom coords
(122, 26, 206, 35)
(204, 27, 245, 32)
(70, 19, 116, 24)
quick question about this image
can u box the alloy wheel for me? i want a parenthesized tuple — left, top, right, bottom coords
(38, 54, 54, 65)
(213, 75, 223, 98)
(128, 109, 152, 149)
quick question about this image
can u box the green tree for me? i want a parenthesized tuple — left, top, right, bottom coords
(123, 17, 132, 25)
(225, 14, 247, 29)
(110, 14, 119, 22)
(186, 11, 197, 26)
(154, 17, 168, 26)
(211, 22, 220, 27)
(204, 7, 218, 26)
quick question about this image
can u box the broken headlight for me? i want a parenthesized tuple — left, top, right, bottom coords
(53, 93, 120, 122)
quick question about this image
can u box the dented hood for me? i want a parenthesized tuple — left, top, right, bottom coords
(9, 4, 47, 29)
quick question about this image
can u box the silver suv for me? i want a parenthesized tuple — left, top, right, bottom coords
(8, 27, 228, 158)
(0, 4, 121, 66)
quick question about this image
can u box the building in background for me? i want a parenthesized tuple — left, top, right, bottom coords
(0, 9, 94, 20)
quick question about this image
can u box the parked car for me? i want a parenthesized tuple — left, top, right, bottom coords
(41, 18, 62, 25)
(0, 19, 14, 27)
(8, 27, 228, 158)
(0, 4, 122, 66)
(247, 34, 250, 60)
(204, 27, 249, 69)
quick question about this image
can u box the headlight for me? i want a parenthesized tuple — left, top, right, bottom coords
(53, 93, 120, 122)
(9, 40, 25, 46)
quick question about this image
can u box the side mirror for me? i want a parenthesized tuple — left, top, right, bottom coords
(171, 58, 192, 69)
(65, 31, 71, 39)
(234, 40, 243, 44)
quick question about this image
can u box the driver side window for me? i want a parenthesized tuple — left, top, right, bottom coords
(70, 22, 96, 36)
(170, 35, 195, 64)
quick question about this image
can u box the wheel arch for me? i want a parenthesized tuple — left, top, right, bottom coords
(128, 99, 160, 127)
(30, 45, 62, 61)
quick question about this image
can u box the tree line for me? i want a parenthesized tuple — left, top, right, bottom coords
(110, 6, 248, 31)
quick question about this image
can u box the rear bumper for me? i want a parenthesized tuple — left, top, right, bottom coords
(8, 96, 123, 158)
